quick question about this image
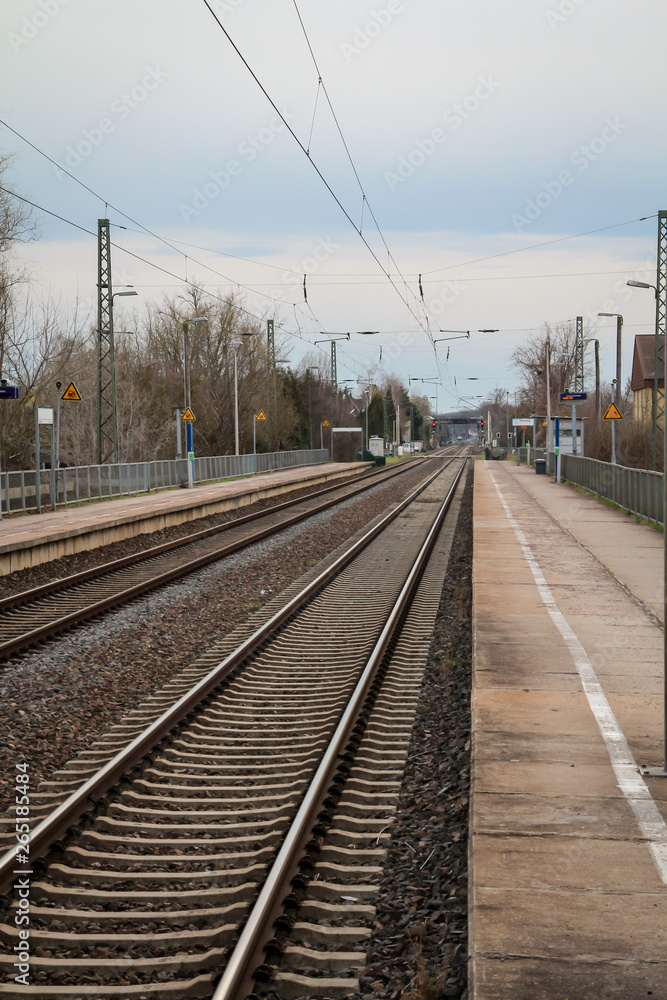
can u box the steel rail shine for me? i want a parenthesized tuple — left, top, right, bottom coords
(212, 458, 467, 1000)
(0, 458, 453, 894)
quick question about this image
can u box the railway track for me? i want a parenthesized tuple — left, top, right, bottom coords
(0, 453, 468, 998)
(0, 456, 435, 662)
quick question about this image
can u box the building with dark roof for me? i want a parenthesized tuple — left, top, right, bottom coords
(630, 334, 665, 426)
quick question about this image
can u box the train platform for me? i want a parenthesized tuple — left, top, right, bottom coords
(0, 461, 370, 575)
(470, 458, 667, 999)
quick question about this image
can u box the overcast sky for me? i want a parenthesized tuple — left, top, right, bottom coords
(1, 0, 665, 411)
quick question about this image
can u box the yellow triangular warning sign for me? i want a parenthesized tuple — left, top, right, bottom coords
(603, 402, 623, 420)
(182, 406, 196, 421)
(322, 419, 330, 427)
(256, 410, 267, 421)
(61, 381, 82, 401)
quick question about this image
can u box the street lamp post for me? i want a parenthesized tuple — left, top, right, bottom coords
(182, 316, 207, 409)
(581, 338, 600, 420)
(627, 269, 667, 771)
(505, 390, 510, 451)
(598, 312, 623, 406)
(231, 340, 243, 457)
(357, 382, 376, 453)
(99, 288, 137, 465)
(182, 316, 207, 487)
(628, 280, 661, 469)
(610, 380, 618, 463)
(307, 367, 319, 451)
(598, 312, 623, 464)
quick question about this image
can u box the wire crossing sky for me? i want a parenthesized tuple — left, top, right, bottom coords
(1, 0, 664, 404)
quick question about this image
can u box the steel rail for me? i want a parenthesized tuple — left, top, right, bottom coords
(0, 459, 425, 613)
(212, 457, 468, 1000)
(0, 459, 429, 661)
(0, 458, 455, 894)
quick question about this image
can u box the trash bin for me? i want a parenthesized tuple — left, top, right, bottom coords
(535, 459, 547, 475)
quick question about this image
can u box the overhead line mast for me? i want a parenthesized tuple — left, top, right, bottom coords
(97, 219, 118, 465)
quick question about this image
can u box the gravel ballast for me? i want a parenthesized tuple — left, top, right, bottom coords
(358, 465, 472, 1000)
(0, 462, 436, 814)
(0, 472, 378, 601)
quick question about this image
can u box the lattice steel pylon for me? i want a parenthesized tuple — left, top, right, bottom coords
(266, 319, 275, 367)
(266, 319, 276, 449)
(97, 219, 118, 465)
(653, 211, 667, 469)
(574, 316, 584, 392)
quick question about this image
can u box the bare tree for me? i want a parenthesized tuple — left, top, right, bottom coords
(511, 321, 596, 446)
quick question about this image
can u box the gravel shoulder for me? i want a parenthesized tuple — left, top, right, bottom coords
(358, 464, 472, 1000)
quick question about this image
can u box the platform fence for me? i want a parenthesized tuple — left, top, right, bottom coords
(555, 453, 664, 526)
(0, 449, 329, 515)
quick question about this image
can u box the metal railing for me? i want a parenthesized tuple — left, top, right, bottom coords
(0, 449, 329, 515)
(559, 453, 664, 526)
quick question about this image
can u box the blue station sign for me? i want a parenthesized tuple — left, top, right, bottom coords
(559, 392, 587, 402)
(0, 385, 19, 400)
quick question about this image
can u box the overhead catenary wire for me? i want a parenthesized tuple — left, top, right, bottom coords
(290, 0, 443, 338)
(200, 0, 432, 343)
(291, 0, 470, 355)
(421, 215, 657, 276)
(0, 118, 325, 326)
(0, 184, 324, 345)
(3, 120, 655, 297)
(233, 266, 660, 287)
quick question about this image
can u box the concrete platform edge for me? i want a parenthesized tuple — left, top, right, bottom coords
(0, 463, 371, 575)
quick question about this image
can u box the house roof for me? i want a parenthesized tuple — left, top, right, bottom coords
(631, 334, 665, 392)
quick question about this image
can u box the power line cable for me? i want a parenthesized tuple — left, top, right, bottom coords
(0, 184, 322, 342)
(5, 120, 651, 296)
(200, 0, 431, 340)
(0, 118, 323, 321)
(422, 215, 657, 275)
(291, 0, 443, 342)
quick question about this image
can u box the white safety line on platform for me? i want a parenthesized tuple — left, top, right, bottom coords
(488, 468, 667, 885)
